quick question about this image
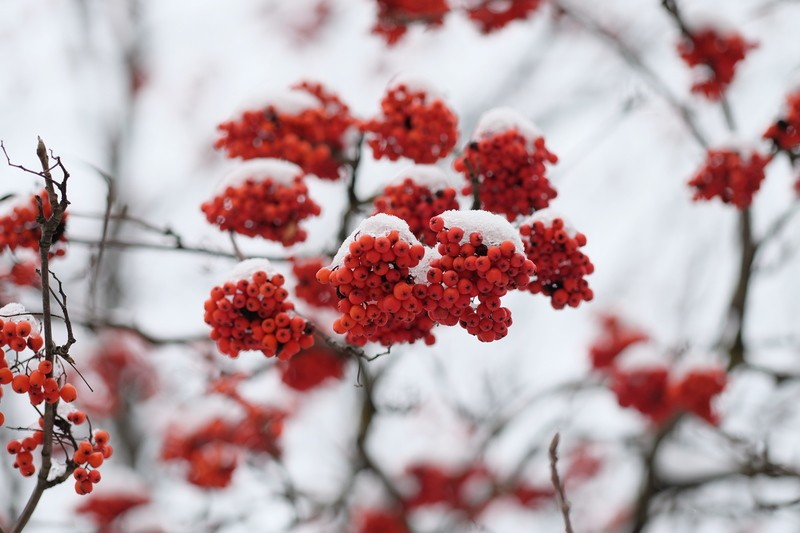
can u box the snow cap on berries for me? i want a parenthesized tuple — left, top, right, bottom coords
(329, 214, 422, 269)
(0, 302, 40, 332)
(473, 107, 542, 144)
(389, 165, 454, 191)
(520, 208, 579, 238)
(435, 210, 524, 252)
(226, 258, 277, 283)
(217, 159, 307, 192)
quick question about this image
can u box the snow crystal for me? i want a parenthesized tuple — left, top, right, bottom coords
(0, 302, 40, 332)
(436, 210, 524, 252)
(473, 107, 541, 142)
(329, 214, 421, 269)
(388, 73, 445, 100)
(225, 258, 277, 283)
(216, 159, 304, 193)
(520, 208, 579, 238)
(392, 165, 454, 191)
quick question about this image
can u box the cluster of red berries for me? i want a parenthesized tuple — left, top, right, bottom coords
(612, 366, 727, 425)
(677, 27, 756, 100)
(201, 161, 321, 245)
(73, 431, 113, 495)
(214, 82, 356, 180)
(316, 217, 434, 346)
(2, 359, 77, 407)
(1, 262, 40, 288)
(75, 490, 150, 529)
(6, 429, 45, 477)
(290, 257, 338, 310)
(0, 191, 67, 256)
(764, 90, 800, 154)
(403, 462, 494, 517)
(519, 213, 594, 309)
(356, 509, 408, 533)
(0, 316, 43, 353)
(203, 261, 314, 359)
(466, 0, 543, 34)
(362, 83, 459, 164)
(278, 344, 347, 391)
(371, 0, 448, 44)
(425, 212, 535, 341)
(372, 171, 460, 246)
(588, 314, 649, 370)
(688, 149, 771, 209)
(161, 399, 285, 488)
(454, 128, 558, 221)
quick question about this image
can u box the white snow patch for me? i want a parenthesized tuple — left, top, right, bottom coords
(520, 208, 579, 238)
(216, 159, 304, 193)
(437, 210, 524, 252)
(410, 246, 441, 281)
(226, 258, 277, 284)
(329, 214, 422, 269)
(391, 165, 454, 191)
(473, 107, 541, 143)
(0, 302, 40, 332)
(388, 73, 445, 100)
(230, 88, 319, 119)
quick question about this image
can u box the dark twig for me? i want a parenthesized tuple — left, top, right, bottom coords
(549, 433, 575, 533)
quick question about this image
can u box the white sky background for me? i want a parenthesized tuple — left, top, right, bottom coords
(1, 0, 800, 531)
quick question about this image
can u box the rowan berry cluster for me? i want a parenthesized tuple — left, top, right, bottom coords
(465, 0, 543, 34)
(362, 82, 459, 164)
(0, 190, 67, 256)
(316, 215, 433, 347)
(72, 431, 113, 495)
(278, 344, 347, 391)
(764, 90, 800, 154)
(214, 81, 356, 180)
(425, 211, 535, 341)
(519, 211, 594, 309)
(588, 314, 649, 370)
(677, 27, 756, 100)
(6, 430, 44, 477)
(2, 261, 40, 288)
(372, 167, 460, 246)
(161, 398, 285, 488)
(454, 109, 558, 221)
(371, 0, 449, 44)
(203, 260, 314, 360)
(687, 148, 771, 209)
(201, 160, 321, 245)
(75, 490, 149, 530)
(290, 257, 338, 310)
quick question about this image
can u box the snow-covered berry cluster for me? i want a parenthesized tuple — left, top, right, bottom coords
(372, 166, 460, 246)
(371, 0, 449, 44)
(203, 259, 313, 360)
(0, 191, 67, 256)
(201, 160, 321, 245)
(316, 215, 434, 347)
(214, 81, 356, 180)
(519, 210, 594, 309)
(426, 211, 535, 341)
(677, 27, 756, 100)
(363, 81, 459, 164)
(465, 0, 543, 34)
(687, 148, 771, 209)
(454, 108, 558, 221)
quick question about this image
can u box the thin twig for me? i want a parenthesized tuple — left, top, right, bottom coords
(549, 433, 574, 533)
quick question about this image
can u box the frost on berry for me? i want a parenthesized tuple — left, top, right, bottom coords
(677, 26, 756, 100)
(688, 149, 771, 209)
(519, 210, 594, 310)
(454, 108, 557, 221)
(201, 160, 321, 245)
(278, 344, 347, 391)
(425, 210, 535, 342)
(0, 190, 68, 257)
(764, 90, 800, 155)
(214, 81, 356, 180)
(465, 0, 543, 34)
(588, 314, 648, 370)
(290, 257, 339, 310)
(372, 166, 460, 246)
(318, 214, 436, 347)
(362, 79, 459, 164)
(203, 259, 314, 360)
(371, 0, 449, 44)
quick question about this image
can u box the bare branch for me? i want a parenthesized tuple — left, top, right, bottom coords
(549, 433, 575, 533)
